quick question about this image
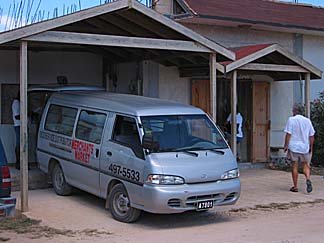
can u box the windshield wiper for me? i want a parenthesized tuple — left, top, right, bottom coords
(208, 148, 225, 155)
(183, 146, 225, 155)
(159, 148, 198, 157)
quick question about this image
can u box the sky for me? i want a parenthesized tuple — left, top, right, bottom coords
(0, 0, 323, 32)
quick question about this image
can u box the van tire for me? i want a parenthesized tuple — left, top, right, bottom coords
(108, 184, 141, 223)
(52, 164, 72, 196)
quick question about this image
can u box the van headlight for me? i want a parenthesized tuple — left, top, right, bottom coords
(221, 169, 239, 180)
(146, 175, 185, 185)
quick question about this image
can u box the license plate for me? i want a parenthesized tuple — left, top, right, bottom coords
(197, 200, 214, 210)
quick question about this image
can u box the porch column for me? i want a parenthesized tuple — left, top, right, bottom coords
(20, 41, 28, 212)
(209, 53, 217, 122)
(231, 70, 237, 157)
(305, 73, 311, 118)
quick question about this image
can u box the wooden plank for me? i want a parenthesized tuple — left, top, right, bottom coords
(231, 70, 237, 157)
(210, 53, 217, 122)
(131, 0, 235, 60)
(305, 73, 311, 118)
(19, 41, 28, 212)
(239, 63, 308, 73)
(275, 45, 322, 79)
(0, 0, 129, 45)
(226, 45, 277, 73)
(24, 31, 212, 53)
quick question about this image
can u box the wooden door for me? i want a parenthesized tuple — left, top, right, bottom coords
(191, 80, 210, 115)
(252, 82, 270, 162)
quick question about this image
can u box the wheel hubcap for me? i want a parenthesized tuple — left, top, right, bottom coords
(55, 170, 64, 189)
(113, 192, 130, 216)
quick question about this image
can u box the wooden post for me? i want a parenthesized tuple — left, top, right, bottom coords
(20, 41, 28, 212)
(231, 70, 237, 157)
(210, 53, 217, 122)
(305, 73, 311, 119)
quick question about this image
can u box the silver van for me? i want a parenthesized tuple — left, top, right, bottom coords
(37, 91, 240, 223)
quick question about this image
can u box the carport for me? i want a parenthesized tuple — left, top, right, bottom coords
(220, 44, 322, 161)
(0, 0, 235, 211)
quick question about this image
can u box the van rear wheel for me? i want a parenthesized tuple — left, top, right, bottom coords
(52, 164, 72, 196)
(108, 184, 141, 223)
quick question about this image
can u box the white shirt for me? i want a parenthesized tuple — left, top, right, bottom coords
(284, 114, 315, 154)
(227, 113, 243, 138)
(12, 99, 20, 127)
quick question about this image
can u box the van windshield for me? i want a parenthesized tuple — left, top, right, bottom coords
(141, 115, 228, 152)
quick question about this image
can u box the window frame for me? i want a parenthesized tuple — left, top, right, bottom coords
(111, 114, 144, 160)
(75, 109, 107, 145)
(44, 104, 78, 137)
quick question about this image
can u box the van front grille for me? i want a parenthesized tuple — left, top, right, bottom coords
(168, 198, 181, 208)
(224, 192, 237, 201)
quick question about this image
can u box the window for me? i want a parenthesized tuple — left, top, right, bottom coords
(75, 110, 106, 144)
(141, 115, 228, 152)
(112, 115, 143, 159)
(45, 105, 77, 136)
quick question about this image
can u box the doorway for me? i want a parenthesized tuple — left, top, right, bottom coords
(251, 82, 270, 162)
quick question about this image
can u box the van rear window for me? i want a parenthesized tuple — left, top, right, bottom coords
(45, 105, 77, 137)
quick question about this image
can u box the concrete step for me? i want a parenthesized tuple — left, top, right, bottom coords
(0, 197, 16, 205)
(0, 204, 16, 217)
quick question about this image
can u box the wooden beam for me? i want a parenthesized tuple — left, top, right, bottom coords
(131, 0, 235, 60)
(275, 45, 322, 79)
(231, 70, 237, 157)
(0, 0, 129, 44)
(24, 31, 212, 53)
(19, 41, 28, 212)
(210, 53, 217, 122)
(239, 63, 309, 73)
(226, 45, 277, 73)
(305, 73, 311, 118)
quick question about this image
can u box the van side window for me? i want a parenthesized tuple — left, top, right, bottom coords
(112, 115, 143, 159)
(45, 105, 77, 136)
(75, 110, 107, 144)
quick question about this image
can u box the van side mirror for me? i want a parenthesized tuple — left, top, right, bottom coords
(142, 133, 159, 152)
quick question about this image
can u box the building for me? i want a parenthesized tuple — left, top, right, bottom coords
(0, 0, 322, 166)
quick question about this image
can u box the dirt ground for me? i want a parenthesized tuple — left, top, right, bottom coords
(2, 169, 324, 243)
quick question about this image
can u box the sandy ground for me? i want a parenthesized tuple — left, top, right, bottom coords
(2, 169, 324, 243)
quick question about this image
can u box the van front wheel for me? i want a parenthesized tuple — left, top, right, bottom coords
(108, 184, 141, 223)
(52, 164, 72, 196)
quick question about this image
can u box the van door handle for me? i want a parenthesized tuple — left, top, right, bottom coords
(107, 151, 113, 156)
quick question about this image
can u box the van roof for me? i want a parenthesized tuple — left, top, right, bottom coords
(28, 84, 105, 92)
(50, 91, 205, 117)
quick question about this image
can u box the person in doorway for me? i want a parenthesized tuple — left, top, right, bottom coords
(225, 111, 244, 161)
(12, 92, 20, 170)
(284, 104, 315, 193)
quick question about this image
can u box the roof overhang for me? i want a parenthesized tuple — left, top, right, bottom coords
(0, 0, 235, 65)
(220, 44, 322, 81)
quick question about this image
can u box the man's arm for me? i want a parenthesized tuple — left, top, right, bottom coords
(309, 135, 314, 153)
(284, 133, 291, 152)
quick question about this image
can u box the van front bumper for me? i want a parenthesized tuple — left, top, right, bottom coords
(142, 178, 240, 214)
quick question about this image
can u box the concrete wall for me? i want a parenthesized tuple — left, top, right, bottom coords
(0, 50, 103, 163)
(158, 65, 190, 104)
(303, 35, 324, 99)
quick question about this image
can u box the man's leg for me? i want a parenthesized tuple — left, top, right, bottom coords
(291, 161, 298, 189)
(302, 157, 312, 193)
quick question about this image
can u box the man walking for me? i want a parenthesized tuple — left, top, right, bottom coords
(284, 105, 315, 193)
